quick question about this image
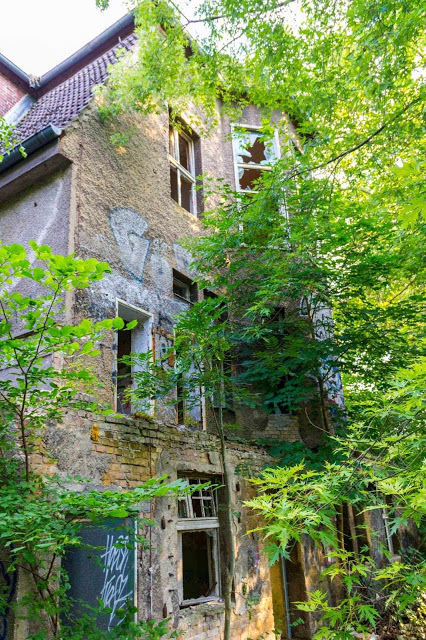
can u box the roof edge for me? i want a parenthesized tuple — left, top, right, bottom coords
(0, 124, 62, 175)
(34, 11, 135, 97)
(0, 53, 31, 92)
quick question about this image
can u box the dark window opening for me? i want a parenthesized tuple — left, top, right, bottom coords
(170, 165, 178, 204)
(182, 531, 217, 601)
(176, 375, 185, 425)
(173, 270, 198, 303)
(117, 329, 132, 415)
(238, 166, 264, 191)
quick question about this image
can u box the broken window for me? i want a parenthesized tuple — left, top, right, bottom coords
(115, 301, 152, 415)
(232, 126, 279, 192)
(177, 478, 220, 605)
(169, 123, 198, 215)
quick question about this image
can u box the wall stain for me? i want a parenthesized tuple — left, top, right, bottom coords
(109, 207, 151, 283)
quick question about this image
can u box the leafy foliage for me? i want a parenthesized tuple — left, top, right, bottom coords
(98, 0, 425, 635)
(0, 242, 184, 639)
(0, 117, 25, 162)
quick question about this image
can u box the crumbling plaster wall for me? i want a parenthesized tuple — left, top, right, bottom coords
(58, 100, 296, 432)
(58, 102, 228, 415)
(43, 411, 277, 640)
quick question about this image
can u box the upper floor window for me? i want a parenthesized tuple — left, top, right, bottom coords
(169, 124, 198, 215)
(232, 125, 279, 193)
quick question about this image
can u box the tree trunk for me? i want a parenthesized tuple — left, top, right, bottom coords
(216, 365, 235, 640)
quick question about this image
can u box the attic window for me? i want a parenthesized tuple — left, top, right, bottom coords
(232, 125, 279, 192)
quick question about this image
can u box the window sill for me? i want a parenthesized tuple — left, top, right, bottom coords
(173, 293, 193, 305)
(171, 198, 200, 221)
(177, 517, 219, 531)
(180, 598, 224, 611)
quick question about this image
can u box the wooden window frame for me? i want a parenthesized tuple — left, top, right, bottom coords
(169, 126, 197, 215)
(172, 270, 198, 305)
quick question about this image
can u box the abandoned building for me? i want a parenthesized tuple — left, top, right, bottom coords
(0, 12, 396, 640)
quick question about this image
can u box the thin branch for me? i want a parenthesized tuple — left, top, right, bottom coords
(289, 97, 422, 180)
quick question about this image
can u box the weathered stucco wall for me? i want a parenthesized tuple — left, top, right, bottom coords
(0, 167, 72, 253)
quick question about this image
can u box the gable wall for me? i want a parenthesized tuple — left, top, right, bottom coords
(0, 71, 25, 117)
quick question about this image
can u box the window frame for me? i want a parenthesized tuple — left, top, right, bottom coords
(231, 123, 281, 194)
(169, 125, 197, 216)
(177, 478, 221, 606)
(114, 299, 153, 415)
(172, 270, 198, 305)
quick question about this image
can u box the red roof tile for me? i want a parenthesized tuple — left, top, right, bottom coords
(14, 33, 137, 142)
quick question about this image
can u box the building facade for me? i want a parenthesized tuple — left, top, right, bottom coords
(0, 13, 392, 640)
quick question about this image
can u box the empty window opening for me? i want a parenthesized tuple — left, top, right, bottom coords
(177, 476, 220, 606)
(169, 122, 198, 215)
(176, 374, 185, 425)
(232, 126, 279, 193)
(173, 270, 198, 304)
(115, 302, 152, 415)
(182, 531, 218, 601)
(117, 329, 132, 415)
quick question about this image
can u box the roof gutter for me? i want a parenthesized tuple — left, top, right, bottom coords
(0, 124, 62, 175)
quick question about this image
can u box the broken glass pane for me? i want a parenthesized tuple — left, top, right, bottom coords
(238, 166, 264, 191)
(178, 498, 189, 518)
(235, 130, 277, 166)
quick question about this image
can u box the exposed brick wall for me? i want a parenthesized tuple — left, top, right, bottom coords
(39, 412, 279, 640)
(0, 71, 25, 117)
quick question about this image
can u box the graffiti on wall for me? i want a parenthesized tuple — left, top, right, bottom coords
(99, 533, 133, 630)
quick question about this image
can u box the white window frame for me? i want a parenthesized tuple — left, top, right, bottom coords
(169, 126, 197, 216)
(231, 123, 281, 194)
(177, 479, 221, 606)
(114, 299, 153, 415)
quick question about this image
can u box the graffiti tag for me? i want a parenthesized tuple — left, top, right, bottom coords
(100, 535, 133, 629)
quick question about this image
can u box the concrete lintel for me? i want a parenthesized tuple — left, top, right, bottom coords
(0, 141, 71, 204)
